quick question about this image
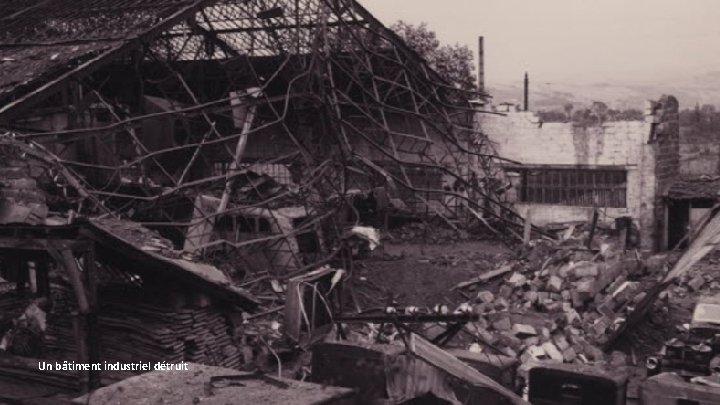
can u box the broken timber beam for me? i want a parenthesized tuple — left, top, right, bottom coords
(53, 248, 90, 314)
(335, 312, 478, 324)
(453, 263, 513, 290)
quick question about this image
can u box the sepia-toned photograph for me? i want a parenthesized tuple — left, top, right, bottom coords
(0, 1, 718, 404)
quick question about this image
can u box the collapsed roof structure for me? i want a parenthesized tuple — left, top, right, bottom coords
(0, 0, 525, 279)
(0, 1, 537, 400)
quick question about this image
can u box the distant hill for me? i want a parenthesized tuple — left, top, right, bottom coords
(487, 71, 720, 111)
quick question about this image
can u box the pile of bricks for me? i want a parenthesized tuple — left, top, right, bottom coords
(459, 232, 667, 368)
(0, 157, 48, 225)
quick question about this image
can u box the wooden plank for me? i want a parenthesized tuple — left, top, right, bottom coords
(182, 195, 215, 253)
(523, 209, 533, 246)
(57, 249, 90, 314)
(409, 334, 530, 405)
(84, 247, 101, 390)
(586, 210, 599, 248)
(81, 221, 259, 310)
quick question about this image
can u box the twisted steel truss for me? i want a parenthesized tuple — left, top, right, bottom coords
(0, 0, 525, 282)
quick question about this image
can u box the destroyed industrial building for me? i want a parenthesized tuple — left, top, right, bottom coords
(479, 95, 680, 251)
(0, 0, 531, 402)
(1, 0, 719, 404)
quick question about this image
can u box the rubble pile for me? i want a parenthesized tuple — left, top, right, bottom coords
(457, 226, 666, 367)
(671, 253, 720, 299)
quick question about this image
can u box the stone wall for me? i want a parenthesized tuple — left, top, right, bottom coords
(479, 95, 680, 251)
(649, 95, 680, 250)
(0, 146, 48, 225)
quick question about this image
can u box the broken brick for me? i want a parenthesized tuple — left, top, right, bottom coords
(562, 347, 577, 362)
(597, 301, 616, 318)
(688, 276, 705, 292)
(592, 316, 612, 335)
(492, 315, 512, 332)
(583, 345, 605, 361)
(575, 278, 596, 298)
(547, 275, 564, 292)
(497, 332, 523, 350)
(502, 347, 518, 358)
(543, 301, 563, 313)
(561, 290, 572, 301)
(524, 291, 539, 304)
(540, 327, 551, 340)
(475, 290, 494, 304)
(511, 323, 537, 338)
(498, 285, 514, 299)
(527, 345, 546, 360)
(475, 328, 496, 344)
(494, 297, 509, 311)
(507, 272, 527, 288)
(570, 261, 600, 279)
(552, 334, 570, 351)
(524, 336, 540, 347)
(565, 308, 581, 326)
(632, 291, 647, 304)
(541, 342, 564, 363)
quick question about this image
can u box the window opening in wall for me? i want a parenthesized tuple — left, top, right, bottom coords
(520, 168, 627, 208)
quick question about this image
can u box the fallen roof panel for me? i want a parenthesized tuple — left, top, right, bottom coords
(82, 218, 259, 311)
(0, 0, 211, 120)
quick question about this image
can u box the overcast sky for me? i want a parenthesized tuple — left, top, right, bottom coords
(360, 0, 720, 87)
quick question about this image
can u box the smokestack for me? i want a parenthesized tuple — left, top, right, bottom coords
(477, 36, 484, 93)
(523, 72, 529, 111)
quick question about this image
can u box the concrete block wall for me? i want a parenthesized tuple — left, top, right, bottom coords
(479, 95, 679, 251)
(484, 112, 649, 166)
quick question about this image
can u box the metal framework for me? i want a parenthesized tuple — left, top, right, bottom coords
(0, 0, 527, 284)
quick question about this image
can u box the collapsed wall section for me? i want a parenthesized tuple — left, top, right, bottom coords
(479, 95, 679, 251)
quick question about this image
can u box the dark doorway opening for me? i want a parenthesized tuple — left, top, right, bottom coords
(667, 200, 690, 249)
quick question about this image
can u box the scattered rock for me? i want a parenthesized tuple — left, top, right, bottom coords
(688, 276, 705, 292)
(547, 275, 563, 292)
(476, 290, 494, 304)
(541, 342, 564, 363)
(511, 324, 537, 338)
(492, 316, 512, 332)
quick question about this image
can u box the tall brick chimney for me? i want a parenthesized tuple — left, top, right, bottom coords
(477, 36, 484, 92)
(523, 72, 529, 111)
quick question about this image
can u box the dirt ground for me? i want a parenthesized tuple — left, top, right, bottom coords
(354, 239, 512, 310)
